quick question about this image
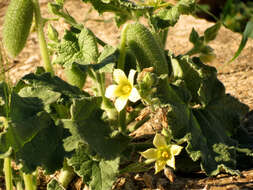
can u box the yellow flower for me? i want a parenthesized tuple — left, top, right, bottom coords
(105, 69, 141, 112)
(140, 133, 183, 174)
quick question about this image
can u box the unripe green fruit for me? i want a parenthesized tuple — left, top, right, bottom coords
(3, 0, 34, 57)
(125, 23, 168, 74)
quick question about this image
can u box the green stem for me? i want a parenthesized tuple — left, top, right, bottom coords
(118, 109, 127, 134)
(16, 181, 23, 190)
(58, 164, 75, 188)
(160, 28, 168, 49)
(4, 157, 13, 190)
(23, 173, 36, 190)
(0, 117, 13, 190)
(32, 0, 54, 75)
(117, 24, 130, 70)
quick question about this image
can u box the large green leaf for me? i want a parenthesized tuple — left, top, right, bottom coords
(152, 58, 251, 175)
(68, 145, 120, 190)
(0, 85, 50, 156)
(171, 56, 225, 106)
(90, 157, 120, 190)
(17, 72, 89, 101)
(15, 121, 68, 174)
(0, 81, 68, 173)
(62, 97, 130, 159)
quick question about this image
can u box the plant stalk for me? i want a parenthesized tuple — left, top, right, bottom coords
(32, 0, 54, 75)
(118, 109, 127, 134)
(4, 157, 13, 190)
(0, 117, 13, 190)
(23, 173, 36, 190)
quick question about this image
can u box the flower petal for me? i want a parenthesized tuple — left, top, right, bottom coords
(170, 144, 183, 156)
(155, 160, 166, 174)
(144, 159, 156, 164)
(140, 148, 158, 159)
(105, 85, 117, 99)
(128, 69, 136, 85)
(166, 157, 176, 169)
(113, 69, 128, 84)
(115, 97, 128, 112)
(128, 87, 141, 102)
(153, 134, 167, 148)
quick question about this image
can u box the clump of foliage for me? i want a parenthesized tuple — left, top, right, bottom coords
(1, 0, 253, 189)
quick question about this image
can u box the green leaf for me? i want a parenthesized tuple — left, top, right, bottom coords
(170, 56, 225, 106)
(15, 122, 68, 174)
(82, 0, 151, 26)
(62, 98, 130, 159)
(189, 28, 200, 44)
(229, 20, 253, 63)
(0, 90, 48, 155)
(78, 27, 99, 63)
(18, 72, 88, 101)
(204, 22, 221, 43)
(53, 29, 84, 66)
(48, 3, 81, 29)
(154, 0, 196, 29)
(67, 146, 93, 183)
(153, 58, 250, 176)
(90, 157, 120, 190)
(68, 145, 120, 190)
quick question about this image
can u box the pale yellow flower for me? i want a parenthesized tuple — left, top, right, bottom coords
(105, 69, 141, 112)
(140, 133, 183, 174)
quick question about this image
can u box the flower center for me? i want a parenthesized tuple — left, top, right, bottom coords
(121, 84, 132, 95)
(161, 150, 170, 159)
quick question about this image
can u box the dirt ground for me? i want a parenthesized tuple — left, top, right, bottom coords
(1, 0, 253, 189)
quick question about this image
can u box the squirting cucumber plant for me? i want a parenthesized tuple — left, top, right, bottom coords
(1, 0, 253, 189)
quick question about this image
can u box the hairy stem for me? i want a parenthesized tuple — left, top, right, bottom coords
(32, 0, 54, 75)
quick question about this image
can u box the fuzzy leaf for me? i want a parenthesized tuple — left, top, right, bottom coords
(53, 29, 84, 66)
(62, 98, 130, 159)
(90, 157, 120, 190)
(15, 122, 68, 174)
(78, 27, 99, 63)
(153, 58, 250, 176)
(154, 0, 196, 29)
(0, 86, 49, 156)
(82, 0, 150, 26)
(171, 56, 225, 106)
(67, 146, 93, 183)
(68, 145, 120, 190)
